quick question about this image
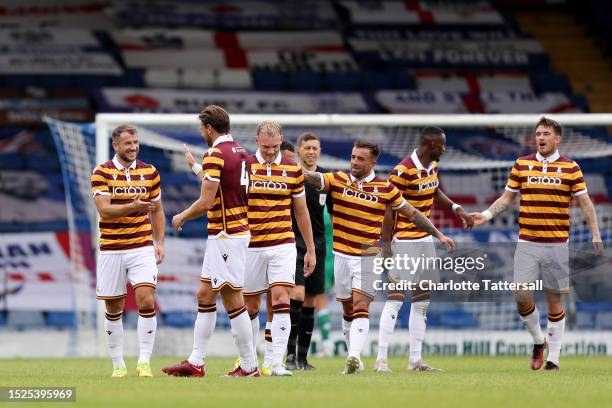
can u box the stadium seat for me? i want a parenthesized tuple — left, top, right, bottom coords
(163, 311, 195, 328)
(252, 69, 289, 90)
(123, 311, 139, 329)
(46, 311, 76, 328)
(6, 311, 46, 329)
(439, 311, 478, 329)
(0, 311, 5, 326)
(289, 71, 323, 91)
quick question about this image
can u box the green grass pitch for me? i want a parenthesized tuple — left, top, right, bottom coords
(1, 356, 610, 408)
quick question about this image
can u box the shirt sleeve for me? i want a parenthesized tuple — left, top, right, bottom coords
(388, 165, 408, 192)
(388, 185, 407, 210)
(91, 166, 110, 197)
(321, 172, 334, 192)
(292, 166, 305, 198)
(202, 148, 224, 183)
(570, 162, 588, 196)
(149, 166, 161, 201)
(505, 160, 520, 193)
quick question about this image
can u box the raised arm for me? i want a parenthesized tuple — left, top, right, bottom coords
(575, 193, 604, 255)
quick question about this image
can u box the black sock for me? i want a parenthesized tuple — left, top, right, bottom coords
(287, 299, 302, 357)
(297, 306, 315, 361)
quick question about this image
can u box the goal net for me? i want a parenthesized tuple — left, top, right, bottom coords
(45, 113, 612, 357)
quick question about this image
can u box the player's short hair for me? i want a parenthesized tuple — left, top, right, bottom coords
(536, 116, 562, 136)
(280, 141, 295, 152)
(420, 126, 445, 143)
(297, 132, 320, 147)
(353, 139, 380, 160)
(199, 105, 230, 134)
(256, 120, 283, 137)
(111, 124, 137, 141)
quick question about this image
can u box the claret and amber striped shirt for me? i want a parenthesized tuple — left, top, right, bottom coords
(248, 150, 304, 249)
(505, 150, 587, 243)
(91, 156, 161, 252)
(390, 150, 439, 241)
(201, 134, 250, 238)
(320, 171, 406, 257)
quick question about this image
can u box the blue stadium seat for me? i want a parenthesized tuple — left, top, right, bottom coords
(46, 311, 75, 328)
(438, 311, 478, 329)
(0, 312, 5, 326)
(7, 311, 46, 329)
(163, 311, 195, 328)
(123, 311, 139, 329)
(252, 69, 289, 91)
(324, 71, 362, 91)
(289, 71, 323, 91)
(0, 154, 25, 170)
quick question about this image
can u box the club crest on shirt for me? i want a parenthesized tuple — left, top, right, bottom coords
(282, 169, 287, 178)
(112, 173, 117, 180)
(140, 174, 145, 181)
(319, 193, 327, 206)
(373, 186, 379, 194)
(528, 164, 534, 171)
(251, 168, 257, 175)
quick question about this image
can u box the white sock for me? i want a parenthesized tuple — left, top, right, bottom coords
(409, 301, 429, 364)
(188, 308, 217, 366)
(229, 309, 257, 372)
(342, 316, 352, 350)
(547, 313, 566, 365)
(348, 317, 369, 359)
(377, 300, 402, 360)
(104, 313, 125, 368)
(271, 312, 291, 367)
(519, 305, 545, 345)
(250, 313, 260, 361)
(137, 314, 157, 364)
(263, 321, 273, 366)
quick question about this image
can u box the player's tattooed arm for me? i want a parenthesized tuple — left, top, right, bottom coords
(303, 169, 323, 190)
(395, 202, 455, 251)
(396, 202, 441, 239)
(470, 190, 517, 226)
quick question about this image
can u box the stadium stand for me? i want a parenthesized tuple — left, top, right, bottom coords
(1, 0, 611, 336)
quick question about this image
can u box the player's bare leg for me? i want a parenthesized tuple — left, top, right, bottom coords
(162, 280, 216, 377)
(407, 290, 440, 372)
(270, 285, 293, 376)
(220, 286, 259, 377)
(544, 291, 565, 371)
(104, 297, 127, 377)
(344, 291, 372, 375)
(134, 285, 157, 377)
(516, 289, 546, 370)
(375, 290, 405, 373)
